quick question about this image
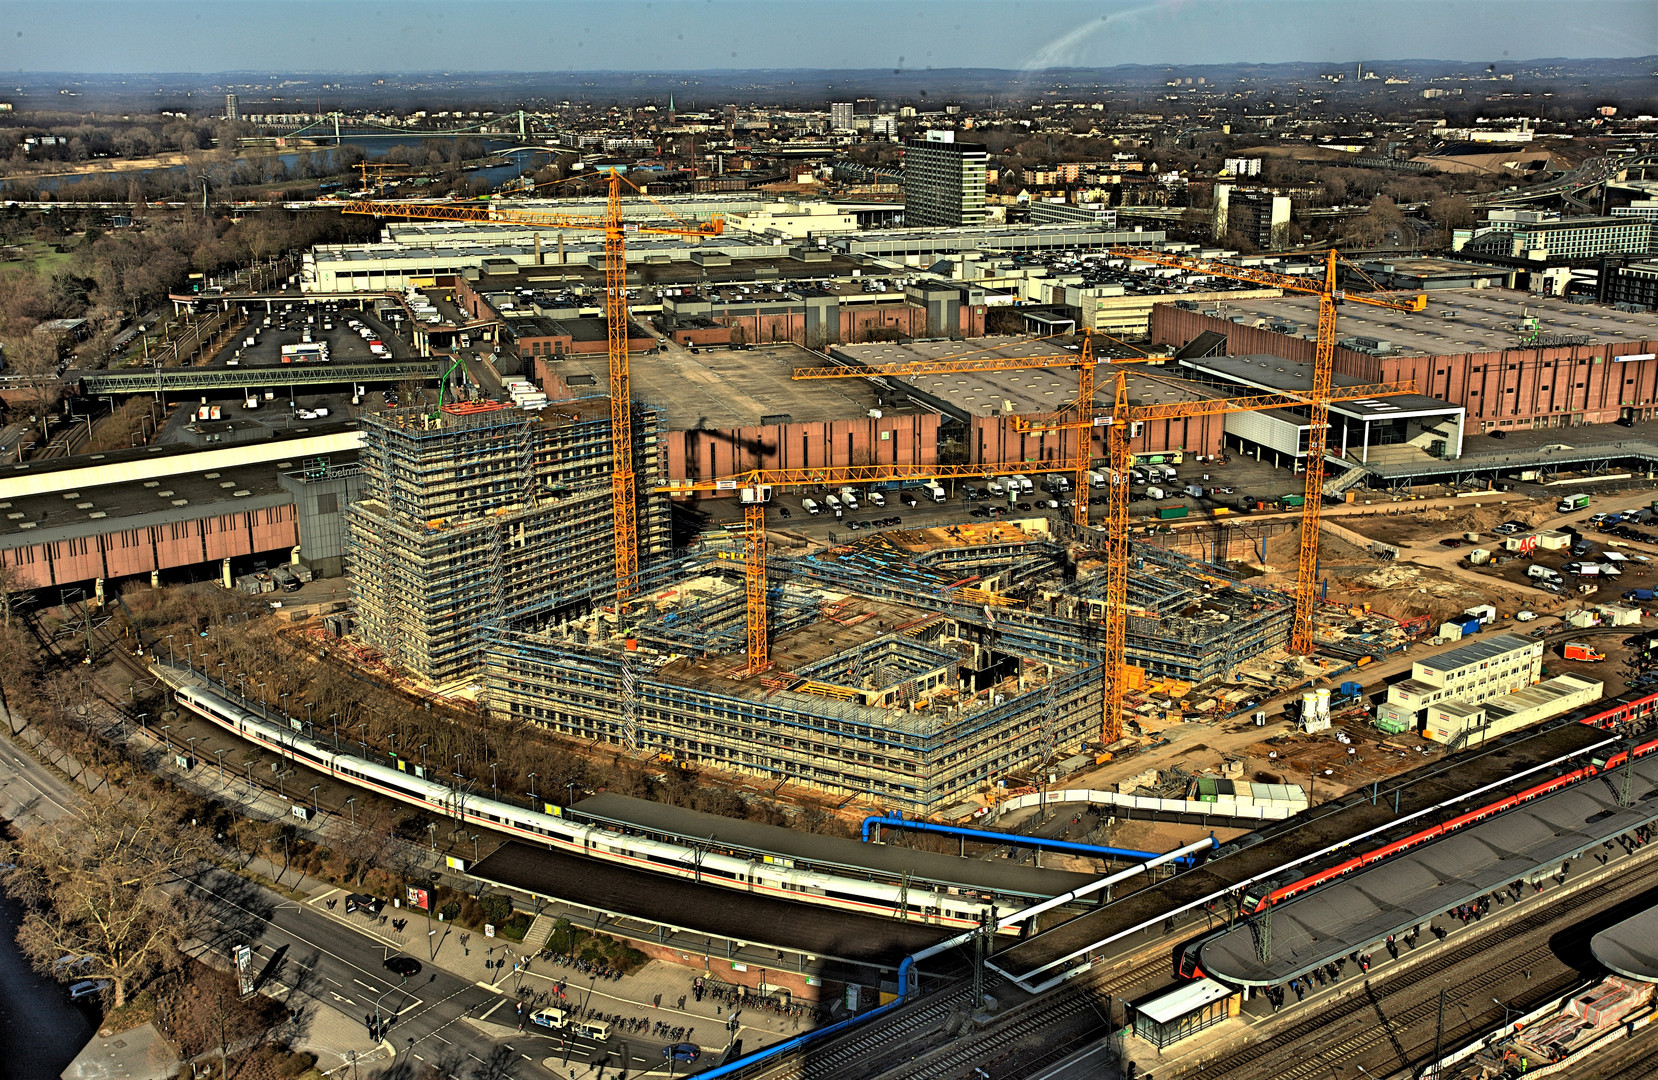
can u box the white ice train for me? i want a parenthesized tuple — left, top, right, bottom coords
(175, 683, 998, 929)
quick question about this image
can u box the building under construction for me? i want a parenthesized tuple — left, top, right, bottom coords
(480, 522, 1291, 813)
(345, 400, 669, 686)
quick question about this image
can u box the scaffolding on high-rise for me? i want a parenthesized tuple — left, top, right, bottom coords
(345, 400, 669, 685)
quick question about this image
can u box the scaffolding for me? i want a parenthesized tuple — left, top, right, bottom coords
(345, 400, 670, 685)
(478, 527, 1291, 812)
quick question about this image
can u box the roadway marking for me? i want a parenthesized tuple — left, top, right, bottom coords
(479, 1000, 506, 1020)
(353, 979, 381, 993)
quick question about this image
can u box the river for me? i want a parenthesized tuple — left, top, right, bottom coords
(0, 885, 94, 1080)
(30, 135, 539, 193)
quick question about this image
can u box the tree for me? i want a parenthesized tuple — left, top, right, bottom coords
(1, 789, 206, 1007)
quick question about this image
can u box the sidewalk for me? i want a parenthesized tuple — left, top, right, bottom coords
(301, 879, 812, 1068)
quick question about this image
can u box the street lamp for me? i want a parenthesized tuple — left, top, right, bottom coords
(490, 761, 499, 802)
(158, 724, 171, 750)
(331, 712, 340, 750)
(257, 681, 269, 719)
(346, 796, 356, 829)
(427, 822, 436, 850)
(187, 735, 198, 762)
(184, 640, 195, 671)
(565, 781, 577, 805)
(471, 834, 480, 864)
(1492, 998, 1520, 1027)
(235, 672, 247, 701)
(165, 634, 175, 666)
(215, 748, 228, 780)
(279, 691, 290, 719)
(527, 772, 537, 808)
(216, 660, 226, 687)
(310, 785, 320, 814)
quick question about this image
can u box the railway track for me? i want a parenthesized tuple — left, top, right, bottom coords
(1177, 853, 1658, 1080)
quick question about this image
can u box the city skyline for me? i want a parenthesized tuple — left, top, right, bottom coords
(1, 0, 1654, 75)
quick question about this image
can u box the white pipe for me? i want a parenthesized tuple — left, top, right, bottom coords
(909, 836, 1219, 973)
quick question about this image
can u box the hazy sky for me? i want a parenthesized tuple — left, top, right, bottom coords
(1, 0, 1654, 73)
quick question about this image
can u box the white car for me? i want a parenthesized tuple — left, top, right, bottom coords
(69, 980, 108, 1001)
(1515, 611, 1538, 622)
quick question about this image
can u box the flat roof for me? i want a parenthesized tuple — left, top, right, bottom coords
(552, 342, 909, 429)
(1185, 289, 1658, 357)
(828, 336, 1196, 418)
(1416, 633, 1537, 674)
(1180, 355, 1461, 420)
(1590, 904, 1658, 982)
(1197, 749, 1658, 985)
(1134, 978, 1234, 1023)
(571, 792, 1098, 898)
(0, 453, 330, 546)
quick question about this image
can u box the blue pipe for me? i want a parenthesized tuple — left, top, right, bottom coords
(693, 955, 916, 1078)
(860, 813, 1200, 865)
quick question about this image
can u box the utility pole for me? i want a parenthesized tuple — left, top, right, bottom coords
(1434, 985, 1446, 1069)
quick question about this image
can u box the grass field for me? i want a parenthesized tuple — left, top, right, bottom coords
(2, 239, 79, 277)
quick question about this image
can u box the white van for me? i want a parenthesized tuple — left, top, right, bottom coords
(570, 1020, 611, 1042)
(987, 479, 1006, 497)
(825, 495, 842, 512)
(867, 491, 886, 507)
(802, 499, 821, 516)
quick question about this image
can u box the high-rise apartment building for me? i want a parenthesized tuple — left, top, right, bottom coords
(830, 102, 855, 131)
(902, 131, 988, 229)
(345, 401, 668, 686)
(224, 93, 239, 121)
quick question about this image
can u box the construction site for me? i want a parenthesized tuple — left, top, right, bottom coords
(479, 516, 1295, 814)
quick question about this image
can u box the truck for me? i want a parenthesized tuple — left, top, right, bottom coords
(1625, 588, 1657, 602)
(1012, 474, 1035, 494)
(801, 498, 820, 515)
(1279, 495, 1306, 509)
(924, 482, 946, 503)
(1463, 604, 1497, 626)
(1088, 470, 1107, 488)
(866, 490, 886, 507)
(1558, 493, 1591, 513)
(1563, 642, 1606, 662)
(1527, 564, 1562, 582)
(1155, 506, 1189, 520)
(1466, 548, 1492, 566)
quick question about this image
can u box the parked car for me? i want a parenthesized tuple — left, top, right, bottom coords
(69, 980, 109, 1001)
(1438, 538, 1465, 548)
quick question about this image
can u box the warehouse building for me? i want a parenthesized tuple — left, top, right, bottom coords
(1150, 288, 1658, 431)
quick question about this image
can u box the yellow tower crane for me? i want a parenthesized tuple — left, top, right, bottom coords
(341, 174, 724, 604)
(1016, 367, 1417, 745)
(661, 361, 1409, 678)
(791, 330, 1122, 527)
(1108, 246, 1426, 652)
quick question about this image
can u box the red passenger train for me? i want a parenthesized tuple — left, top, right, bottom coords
(1177, 692, 1658, 979)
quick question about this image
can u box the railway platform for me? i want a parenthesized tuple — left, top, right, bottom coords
(1197, 744, 1658, 986)
(471, 842, 962, 985)
(1591, 903, 1658, 983)
(990, 716, 1627, 988)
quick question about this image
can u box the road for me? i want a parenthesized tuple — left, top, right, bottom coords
(0, 724, 668, 1080)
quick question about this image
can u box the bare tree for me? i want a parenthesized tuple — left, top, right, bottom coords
(1, 789, 207, 1007)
